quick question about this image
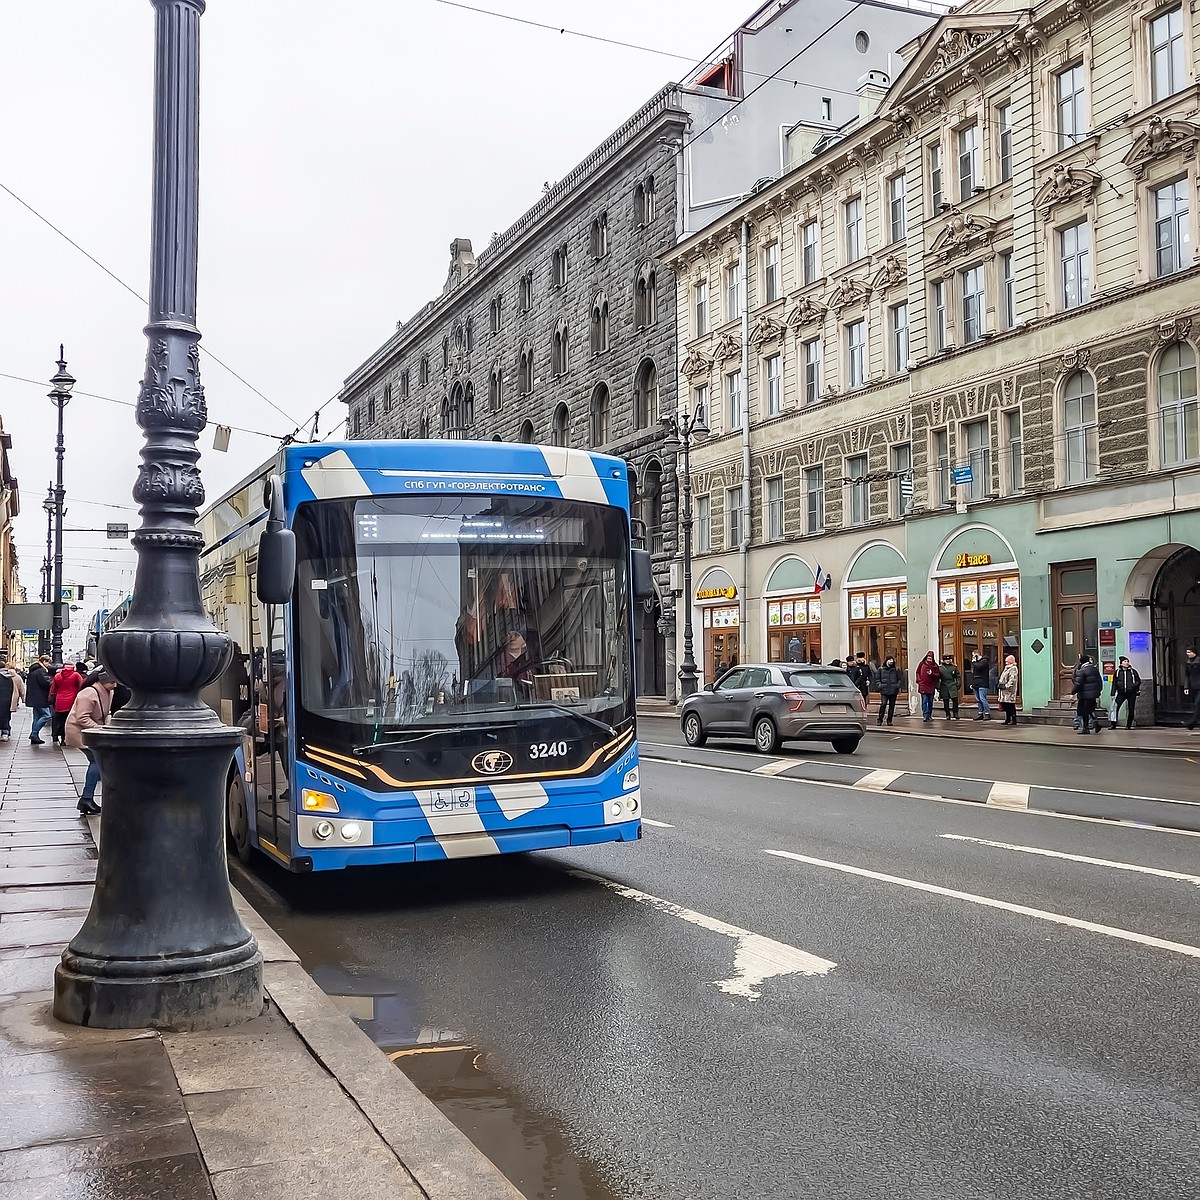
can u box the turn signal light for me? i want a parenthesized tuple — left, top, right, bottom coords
(302, 789, 339, 814)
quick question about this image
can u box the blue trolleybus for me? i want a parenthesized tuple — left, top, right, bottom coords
(199, 440, 650, 871)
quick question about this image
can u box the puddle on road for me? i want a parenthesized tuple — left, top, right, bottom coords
(321, 987, 625, 1200)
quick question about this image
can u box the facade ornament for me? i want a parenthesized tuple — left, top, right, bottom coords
(849, 426, 861, 451)
(827, 276, 871, 313)
(887, 104, 916, 139)
(928, 85, 949, 114)
(871, 254, 907, 292)
(1123, 116, 1200, 181)
(711, 333, 741, 362)
(932, 397, 943, 425)
(921, 29, 990, 80)
(1060, 348, 1092, 371)
(1002, 377, 1014, 396)
(785, 296, 828, 328)
(1065, 0, 1092, 38)
(805, 440, 817, 458)
(1003, 33, 1027, 68)
(1034, 162, 1102, 218)
(930, 208, 998, 264)
(681, 349, 715, 379)
(1156, 317, 1193, 343)
(749, 315, 786, 347)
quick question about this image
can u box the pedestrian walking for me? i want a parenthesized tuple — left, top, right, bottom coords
(48, 662, 86, 746)
(1184, 647, 1200, 731)
(937, 653, 961, 720)
(1071, 654, 1103, 735)
(969, 651, 992, 720)
(915, 651, 940, 724)
(0, 655, 26, 739)
(848, 652, 872, 708)
(1110, 656, 1141, 729)
(876, 656, 905, 726)
(24, 654, 53, 744)
(998, 654, 1020, 725)
(65, 668, 118, 816)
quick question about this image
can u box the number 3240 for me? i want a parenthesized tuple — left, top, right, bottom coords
(529, 741, 568, 759)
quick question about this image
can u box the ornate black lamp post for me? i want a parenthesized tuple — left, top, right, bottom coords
(41, 485, 54, 605)
(47, 355, 73, 665)
(54, 0, 262, 1030)
(661, 399, 709, 698)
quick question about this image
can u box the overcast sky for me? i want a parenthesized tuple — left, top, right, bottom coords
(0, 0, 741, 650)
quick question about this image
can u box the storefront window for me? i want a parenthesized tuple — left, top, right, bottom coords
(766, 596, 823, 664)
(848, 586, 909, 682)
(936, 571, 1020, 692)
(702, 604, 741, 680)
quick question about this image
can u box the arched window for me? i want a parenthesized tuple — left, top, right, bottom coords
(519, 273, 533, 312)
(440, 397, 451, 436)
(591, 296, 610, 354)
(400, 369, 410, 399)
(635, 264, 657, 328)
(591, 383, 611, 446)
(446, 383, 463, 437)
(518, 419, 535, 444)
(518, 346, 534, 395)
(489, 365, 503, 411)
(464, 318, 474, 354)
(383, 384, 392, 413)
(489, 295, 502, 333)
(1158, 342, 1199, 466)
(353, 408, 362, 437)
(419, 414, 431, 438)
(442, 337, 450, 370)
(419, 357, 429, 386)
(591, 211, 609, 258)
(463, 382, 475, 428)
(366, 396, 376, 426)
(491, 434, 503, 442)
(644, 175, 656, 223)
(1062, 371, 1097, 484)
(642, 459, 664, 554)
(453, 323, 464, 356)
(633, 359, 658, 429)
(552, 321, 570, 376)
(551, 402, 570, 447)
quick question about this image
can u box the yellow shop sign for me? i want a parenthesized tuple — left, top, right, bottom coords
(696, 585, 738, 601)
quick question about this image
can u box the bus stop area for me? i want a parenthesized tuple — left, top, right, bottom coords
(0, 709, 521, 1200)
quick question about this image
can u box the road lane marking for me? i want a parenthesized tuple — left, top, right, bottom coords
(569, 869, 836, 1000)
(641, 818, 674, 828)
(764, 849, 1200, 961)
(939, 833, 1200, 886)
(753, 759, 797, 776)
(987, 781, 1030, 809)
(857, 768, 903, 791)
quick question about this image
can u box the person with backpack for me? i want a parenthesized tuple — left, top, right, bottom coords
(0, 654, 26, 739)
(1072, 654, 1104, 735)
(48, 662, 86, 746)
(1109, 656, 1141, 730)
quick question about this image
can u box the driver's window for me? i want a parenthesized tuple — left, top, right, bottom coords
(717, 669, 745, 691)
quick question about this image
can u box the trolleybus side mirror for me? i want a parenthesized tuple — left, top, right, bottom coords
(257, 475, 296, 605)
(632, 548, 655, 600)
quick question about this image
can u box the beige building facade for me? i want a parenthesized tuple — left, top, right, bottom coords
(666, 0, 1200, 722)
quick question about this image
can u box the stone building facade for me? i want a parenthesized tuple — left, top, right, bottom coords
(666, 0, 1200, 723)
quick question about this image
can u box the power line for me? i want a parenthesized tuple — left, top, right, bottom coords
(18, 488, 138, 514)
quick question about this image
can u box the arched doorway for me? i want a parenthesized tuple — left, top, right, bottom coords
(1151, 546, 1200, 723)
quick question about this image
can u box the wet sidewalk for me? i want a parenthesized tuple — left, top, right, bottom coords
(0, 709, 523, 1200)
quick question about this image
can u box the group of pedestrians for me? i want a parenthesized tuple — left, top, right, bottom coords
(910, 650, 1018, 725)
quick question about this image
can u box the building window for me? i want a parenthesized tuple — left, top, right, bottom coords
(1059, 220, 1091, 309)
(845, 319, 866, 389)
(803, 338, 822, 404)
(518, 273, 532, 312)
(352, 407, 362, 437)
(489, 366, 502, 411)
(419, 414, 430, 439)
(591, 212, 609, 258)
(463, 383, 475, 428)
(805, 465, 824, 533)
(962, 417, 990, 501)
(464, 318, 474, 354)
(366, 396, 376, 427)
(764, 353, 782, 417)
(634, 359, 658, 428)
(961, 265, 985, 344)
(635, 176, 656, 225)
(383, 384, 392, 414)
(401, 369, 410, 399)
(929, 142, 943, 213)
(489, 296, 501, 334)
(726, 486, 746, 547)
(442, 337, 450, 370)
(1153, 179, 1192, 277)
(888, 174, 907, 244)
(693, 383, 709, 432)
(1158, 342, 1199, 466)
(694, 279, 709, 336)
(1056, 63, 1087, 150)
(933, 428, 951, 505)
(997, 104, 1012, 183)
(821, 96, 832, 122)
(931, 280, 947, 351)
(552, 244, 568, 288)
(957, 123, 981, 200)
(1000, 251, 1014, 330)
(726, 261, 742, 322)
(1063, 370, 1098, 483)
(890, 442, 912, 518)
(518, 419, 535, 444)
(552, 321, 570, 376)
(636, 264, 658, 328)
(726, 369, 743, 428)
(1004, 408, 1023, 492)
(1151, 6, 1185, 102)
(765, 476, 785, 541)
(763, 242, 781, 302)
(846, 454, 869, 526)
(844, 198, 864, 262)
(518, 346, 533, 395)
(419, 356, 430, 386)
(801, 221, 820, 285)
(890, 302, 910, 373)
(696, 494, 711, 553)
(551, 402, 570, 447)
(591, 383, 610, 445)
(591, 296, 610, 354)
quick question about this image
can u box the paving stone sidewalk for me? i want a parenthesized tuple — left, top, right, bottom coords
(0, 709, 522, 1200)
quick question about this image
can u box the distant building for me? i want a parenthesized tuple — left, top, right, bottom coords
(0, 420, 24, 663)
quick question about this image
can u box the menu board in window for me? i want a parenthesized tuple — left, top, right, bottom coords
(899, 589, 908, 616)
(794, 601, 807, 624)
(1001, 577, 1020, 608)
(866, 591, 882, 618)
(939, 583, 957, 613)
(768, 601, 781, 625)
(781, 600, 795, 624)
(883, 590, 899, 617)
(960, 581, 978, 612)
(809, 598, 822, 623)
(979, 580, 998, 611)
(851, 593, 866, 620)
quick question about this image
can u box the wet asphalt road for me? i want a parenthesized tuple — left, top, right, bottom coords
(237, 759, 1200, 1200)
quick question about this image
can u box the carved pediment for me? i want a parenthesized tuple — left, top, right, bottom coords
(749, 315, 785, 347)
(711, 333, 740, 362)
(827, 277, 871, 313)
(871, 254, 907, 293)
(1123, 116, 1200, 181)
(785, 297, 827, 328)
(1034, 163, 1102, 217)
(681, 349, 714, 379)
(929, 209, 998, 264)
(921, 29, 991, 80)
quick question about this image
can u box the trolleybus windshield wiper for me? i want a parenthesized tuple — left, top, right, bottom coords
(514, 702, 616, 738)
(353, 718, 525, 755)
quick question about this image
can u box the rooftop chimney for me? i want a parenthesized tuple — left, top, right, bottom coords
(857, 70, 890, 122)
(443, 238, 476, 296)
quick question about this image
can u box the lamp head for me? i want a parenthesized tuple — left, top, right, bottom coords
(690, 401, 710, 442)
(48, 346, 74, 406)
(660, 419, 681, 453)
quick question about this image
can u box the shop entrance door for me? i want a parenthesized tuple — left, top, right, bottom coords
(1051, 561, 1097, 698)
(705, 628, 740, 682)
(1151, 546, 1200, 723)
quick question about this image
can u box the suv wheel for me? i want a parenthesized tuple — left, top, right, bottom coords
(831, 737, 861, 755)
(683, 712, 707, 747)
(753, 715, 780, 754)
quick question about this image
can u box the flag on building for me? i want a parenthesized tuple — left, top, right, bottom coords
(813, 564, 832, 594)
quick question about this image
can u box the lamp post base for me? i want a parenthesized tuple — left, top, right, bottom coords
(53, 724, 263, 1031)
(679, 672, 699, 699)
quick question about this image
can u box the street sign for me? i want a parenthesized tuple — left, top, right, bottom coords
(107, 523, 130, 539)
(1099, 620, 1122, 628)
(951, 465, 974, 485)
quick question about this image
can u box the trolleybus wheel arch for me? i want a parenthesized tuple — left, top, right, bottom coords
(227, 767, 253, 865)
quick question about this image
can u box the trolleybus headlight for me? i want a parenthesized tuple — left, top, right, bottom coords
(302, 789, 339, 813)
(623, 767, 639, 790)
(313, 820, 335, 841)
(627, 794, 640, 814)
(339, 822, 362, 842)
(610, 802, 623, 818)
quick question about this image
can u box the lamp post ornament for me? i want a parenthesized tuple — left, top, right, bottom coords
(53, 0, 262, 1029)
(47, 350, 73, 667)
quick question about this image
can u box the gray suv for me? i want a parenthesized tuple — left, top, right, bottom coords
(680, 664, 867, 754)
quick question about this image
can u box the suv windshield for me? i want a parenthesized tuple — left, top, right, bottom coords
(291, 494, 633, 780)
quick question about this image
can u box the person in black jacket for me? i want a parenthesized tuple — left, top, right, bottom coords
(1072, 654, 1104, 735)
(969, 652, 992, 720)
(1184, 647, 1200, 731)
(24, 654, 53, 745)
(848, 652, 872, 706)
(875, 657, 905, 726)
(1110, 656, 1141, 730)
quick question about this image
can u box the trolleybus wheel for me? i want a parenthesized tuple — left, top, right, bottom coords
(227, 770, 253, 865)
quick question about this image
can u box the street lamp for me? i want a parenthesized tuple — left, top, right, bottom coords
(54, 0, 261, 1030)
(41, 485, 54, 606)
(661, 399, 709, 698)
(47, 352, 73, 666)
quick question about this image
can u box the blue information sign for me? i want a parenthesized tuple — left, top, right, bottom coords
(951, 466, 973, 485)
